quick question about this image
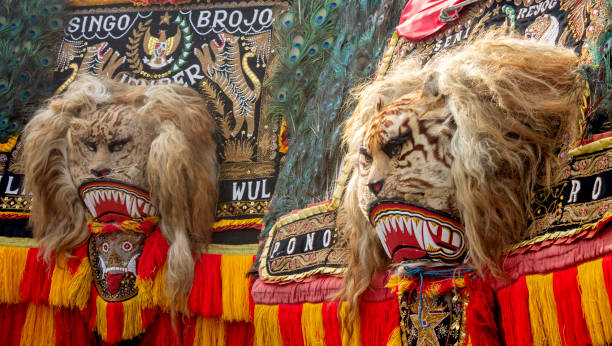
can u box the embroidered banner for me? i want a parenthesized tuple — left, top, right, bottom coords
(384, 0, 605, 69)
(259, 207, 349, 280)
(0, 1, 289, 243)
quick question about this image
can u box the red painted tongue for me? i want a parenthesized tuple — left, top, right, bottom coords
(393, 247, 426, 263)
(105, 273, 125, 294)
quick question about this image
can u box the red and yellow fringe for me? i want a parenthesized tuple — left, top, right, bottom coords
(0, 244, 256, 344)
(497, 254, 612, 345)
(253, 299, 399, 346)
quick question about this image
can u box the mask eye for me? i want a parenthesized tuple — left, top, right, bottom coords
(109, 142, 124, 153)
(359, 146, 373, 164)
(85, 141, 96, 152)
(121, 241, 133, 252)
(102, 242, 109, 253)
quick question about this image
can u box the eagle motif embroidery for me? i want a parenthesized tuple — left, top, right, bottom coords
(142, 28, 181, 69)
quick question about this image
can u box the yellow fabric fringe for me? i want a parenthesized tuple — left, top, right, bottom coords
(95, 296, 109, 341)
(0, 246, 28, 304)
(339, 302, 361, 346)
(194, 317, 225, 346)
(20, 304, 55, 346)
(301, 303, 325, 345)
(253, 304, 283, 346)
(122, 295, 145, 340)
(221, 254, 253, 322)
(577, 258, 612, 344)
(68, 258, 92, 310)
(526, 273, 562, 346)
(48, 262, 73, 308)
(386, 326, 402, 346)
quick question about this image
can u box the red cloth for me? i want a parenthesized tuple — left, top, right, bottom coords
(397, 0, 466, 40)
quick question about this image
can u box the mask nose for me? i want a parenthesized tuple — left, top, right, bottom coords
(368, 179, 384, 196)
(91, 168, 111, 177)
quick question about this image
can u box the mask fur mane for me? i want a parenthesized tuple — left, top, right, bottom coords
(338, 36, 581, 320)
(23, 75, 218, 308)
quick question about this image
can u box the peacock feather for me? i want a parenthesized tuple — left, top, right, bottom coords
(578, 0, 612, 139)
(0, 0, 66, 140)
(261, 0, 406, 242)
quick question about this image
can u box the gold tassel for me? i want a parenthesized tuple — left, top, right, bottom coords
(193, 317, 225, 346)
(95, 295, 108, 341)
(67, 257, 92, 310)
(526, 273, 562, 346)
(136, 277, 154, 309)
(20, 304, 55, 346)
(386, 326, 402, 346)
(122, 295, 145, 340)
(339, 302, 360, 346)
(152, 264, 171, 311)
(0, 246, 28, 304)
(577, 258, 612, 344)
(253, 305, 283, 346)
(221, 255, 253, 322)
(301, 303, 325, 345)
(48, 255, 72, 308)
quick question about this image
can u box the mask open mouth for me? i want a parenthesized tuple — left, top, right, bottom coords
(369, 200, 467, 265)
(79, 180, 157, 222)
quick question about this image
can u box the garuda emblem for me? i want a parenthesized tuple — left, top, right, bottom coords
(142, 28, 181, 69)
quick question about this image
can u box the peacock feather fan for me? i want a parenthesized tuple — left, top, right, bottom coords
(0, 0, 66, 140)
(260, 0, 406, 245)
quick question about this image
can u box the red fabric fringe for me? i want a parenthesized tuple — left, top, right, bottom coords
(141, 314, 196, 346)
(278, 304, 305, 346)
(142, 307, 158, 331)
(67, 243, 89, 274)
(497, 276, 533, 346)
(359, 299, 399, 346)
(464, 276, 501, 346)
(603, 255, 612, 313)
(54, 308, 93, 346)
(225, 322, 254, 346)
(20, 248, 53, 304)
(322, 301, 342, 346)
(188, 254, 222, 317)
(106, 302, 124, 344)
(552, 266, 592, 345)
(0, 303, 28, 346)
(85, 287, 98, 331)
(138, 230, 169, 280)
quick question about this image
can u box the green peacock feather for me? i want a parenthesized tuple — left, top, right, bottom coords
(0, 0, 66, 140)
(578, 0, 612, 138)
(260, 0, 406, 243)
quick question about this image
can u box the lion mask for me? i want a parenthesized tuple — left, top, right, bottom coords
(23, 75, 218, 306)
(339, 36, 581, 312)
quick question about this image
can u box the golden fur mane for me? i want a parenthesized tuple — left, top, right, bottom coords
(338, 36, 581, 321)
(22, 75, 218, 308)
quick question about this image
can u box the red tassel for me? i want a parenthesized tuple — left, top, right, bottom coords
(84, 286, 98, 331)
(497, 276, 533, 346)
(278, 304, 305, 346)
(603, 255, 612, 312)
(20, 248, 54, 304)
(359, 299, 399, 346)
(67, 243, 89, 274)
(54, 308, 93, 346)
(188, 254, 222, 317)
(225, 322, 254, 346)
(0, 303, 28, 346)
(138, 230, 169, 280)
(141, 307, 158, 331)
(464, 276, 501, 346)
(141, 314, 195, 346)
(322, 301, 342, 346)
(552, 266, 592, 345)
(105, 302, 124, 344)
